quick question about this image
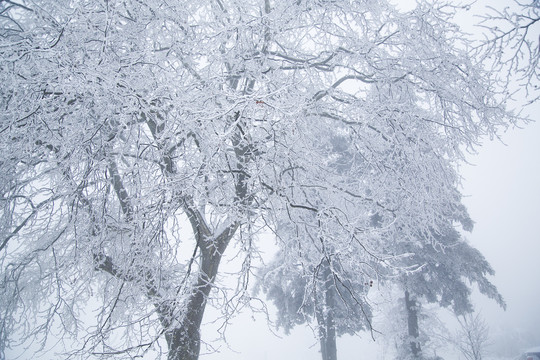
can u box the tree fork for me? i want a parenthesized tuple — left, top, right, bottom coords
(166, 221, 239, 359)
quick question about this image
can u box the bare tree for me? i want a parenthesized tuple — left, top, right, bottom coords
(453, 312, 491, 360)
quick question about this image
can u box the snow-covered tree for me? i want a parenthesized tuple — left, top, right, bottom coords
(476, 0, 539, 104)
(0, 0, 519, 359)
(257, 132, 382, 360)
(385, 215, 505, 359)
(258, 213, 375, 360)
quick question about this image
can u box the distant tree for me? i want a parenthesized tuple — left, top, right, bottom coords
(452, 312, 491, 360)
(260, 253, 373, 360)
(257, 133, 379, 360)
(385, 216, 505, 359)
(258, 223, 375, 360)
(379, 292, 448, 360)
(0, 1, 519, 360)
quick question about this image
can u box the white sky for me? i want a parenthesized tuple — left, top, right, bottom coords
(461, 103, 540, 354)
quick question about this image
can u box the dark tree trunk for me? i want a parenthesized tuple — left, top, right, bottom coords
(163, 224, 238, 360)
(405, 290, 422, 359)
(147, 113, 247, 360)
(316, 260, 337, 360)
(105, 114, 246, 360)
(165, 277, 211, 360)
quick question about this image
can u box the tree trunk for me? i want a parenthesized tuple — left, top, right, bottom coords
(316, 260, 337, 360)
(165, 285, 208, 360)
(165, 224, 238, 360)
(405, 290, 422, 359)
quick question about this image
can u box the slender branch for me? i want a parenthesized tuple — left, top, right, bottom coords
(0, 195, 61, 252)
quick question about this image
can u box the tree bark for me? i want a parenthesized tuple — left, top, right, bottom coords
(146, 109, 245, 359)
(316, 260, 337, 360)
(165, 282, 208, 360)
(165, 223, 238, 360)
(405, 290, 422, 359)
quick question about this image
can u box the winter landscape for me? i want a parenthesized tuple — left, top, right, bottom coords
(1, 0, 538, 359)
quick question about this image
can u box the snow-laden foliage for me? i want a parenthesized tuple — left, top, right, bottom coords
(394, 219, 505, 315)
(375, 209, 504, 360)
(0, 0, 520, 359)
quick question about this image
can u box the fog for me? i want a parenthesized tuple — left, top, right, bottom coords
(462, 111, 540, 357)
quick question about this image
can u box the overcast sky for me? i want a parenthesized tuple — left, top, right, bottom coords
(461, 102, 540, 354)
